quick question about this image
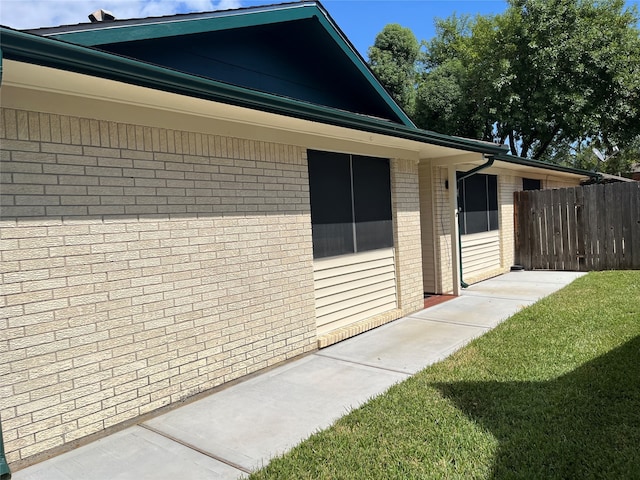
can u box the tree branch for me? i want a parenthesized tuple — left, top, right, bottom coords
(508, 130, 518, 156)
(520, 138, 533, 158)
(533, 124, 562, 160)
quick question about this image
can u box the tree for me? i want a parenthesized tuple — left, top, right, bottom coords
(571, 136, 640, 176)
(415, 13, 497, 140)
(488, 0, 640, 161)
(372, 0, 640, 173)
(368, 24, 420, 116)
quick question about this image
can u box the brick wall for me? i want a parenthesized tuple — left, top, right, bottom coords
(499, 175, 521, 270)
(418, 161, 436, 293)
(391, 159, 424, 314)
(433, 166, 454, 294)
(0, 108, 317, 465)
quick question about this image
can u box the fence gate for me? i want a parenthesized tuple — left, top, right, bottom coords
(514, 182, 640, 271)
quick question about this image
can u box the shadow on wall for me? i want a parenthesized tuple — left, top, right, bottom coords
(435, 335, 640, 479)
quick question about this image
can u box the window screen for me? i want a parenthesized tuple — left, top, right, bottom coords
(308, 150, 393, 259)
(457, 173, 499, 235)
(523, 178, 541, 191)
(308, 151, 353, 258)
(352, 155, 394, 252)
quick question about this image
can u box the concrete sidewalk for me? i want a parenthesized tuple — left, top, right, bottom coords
(12, 271, 585, 480)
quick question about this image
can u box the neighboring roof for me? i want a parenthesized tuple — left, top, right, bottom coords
(595, 173, 636, 183)
(24, 1, 415, 128)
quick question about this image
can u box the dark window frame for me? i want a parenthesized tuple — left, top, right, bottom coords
(308, 150, 394, 259)
(457, 173, 499, 235)
(523, 178, 542, 191)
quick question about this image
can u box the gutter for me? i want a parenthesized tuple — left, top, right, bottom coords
(456, 155, 495, 289)
(494, 153, 600, 180)
(0, 27, 508, 157)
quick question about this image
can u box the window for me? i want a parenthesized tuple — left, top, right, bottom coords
(457, 173, 498, 235)
(308, 150, 393, 259)
(523, 178, 541, 191)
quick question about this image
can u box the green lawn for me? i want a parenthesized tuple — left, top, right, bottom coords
(250, 271, 640, 479)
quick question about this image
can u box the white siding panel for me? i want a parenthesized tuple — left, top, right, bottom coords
(461, 230, 501, 280)
(313, 248, 397, 334)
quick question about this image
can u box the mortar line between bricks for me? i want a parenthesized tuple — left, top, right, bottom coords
(138, 423, 252, 474)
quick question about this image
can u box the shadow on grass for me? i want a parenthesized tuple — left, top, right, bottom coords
(435, 336, 640, 479)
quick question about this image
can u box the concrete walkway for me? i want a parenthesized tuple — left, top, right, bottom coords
(12, 271, 585, 480)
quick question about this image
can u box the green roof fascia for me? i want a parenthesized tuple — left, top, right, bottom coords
(42, 1, 416, 128)
(0, 27, 508, 156)
(495, 153, 600, 179)
(43, 3, 318, 46)
(311, 2, 415, 128)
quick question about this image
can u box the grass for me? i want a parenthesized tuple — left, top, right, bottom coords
(250, 271, 640, 479)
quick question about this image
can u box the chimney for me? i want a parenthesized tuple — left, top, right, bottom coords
(89, 9, 116, 22)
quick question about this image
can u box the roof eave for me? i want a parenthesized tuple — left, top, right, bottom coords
(494, 153, 599, 179)
(26, 1, 416, 129)
(0, 27, 507, 156)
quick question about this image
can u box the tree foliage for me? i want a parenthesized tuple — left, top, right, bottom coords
(369, 0, 640, 173)
(571, 135, 640, 175)
(368, 24, 420, 116)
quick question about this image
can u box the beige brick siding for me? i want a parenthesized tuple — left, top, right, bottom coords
(499, 175, 521, 270)
(432, 166, 455, 293)
(391, 159, 424, 313)
(418, 161, 436, 293)
(0, 108, 317, 465)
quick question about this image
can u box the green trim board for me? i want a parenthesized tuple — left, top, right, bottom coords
(28, 1, 415, 128)
(310, 3, 415, 127)
(0, 27, 511, 156)
(37, 3, 318, 46)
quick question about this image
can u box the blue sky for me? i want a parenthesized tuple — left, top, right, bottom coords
(323, 0, 508, 58)
(0, 0, 638, 58)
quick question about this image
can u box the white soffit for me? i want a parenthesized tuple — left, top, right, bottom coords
(1, 60, 465, 161)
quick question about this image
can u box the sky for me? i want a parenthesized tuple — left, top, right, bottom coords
(0, 0, 638, 58)
(0, 1, 507, 47)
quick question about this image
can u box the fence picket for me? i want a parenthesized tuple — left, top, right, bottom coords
(631, 183, 640, 268)
(575, 187, 586, 271)
(514, 182, 640, 271)
(541, 189, 552, 269)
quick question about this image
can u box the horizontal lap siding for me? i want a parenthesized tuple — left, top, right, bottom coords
(461, 230, 501, 282)
(313, 248, 397, 336)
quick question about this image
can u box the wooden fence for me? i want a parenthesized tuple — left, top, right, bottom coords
(514, 182, 640, 271)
